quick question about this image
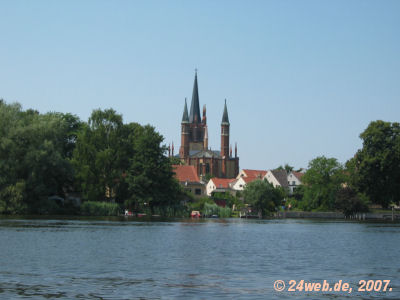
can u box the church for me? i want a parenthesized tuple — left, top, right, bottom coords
(177, 72, 239, 179)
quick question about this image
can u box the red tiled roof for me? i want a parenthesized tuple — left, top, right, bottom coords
(242, 169, 268, 178)
(172, 165, 200, 183)
(242, 176, 263, 184)
(210, 178, 235, 189)
(292, 171, 305, 181)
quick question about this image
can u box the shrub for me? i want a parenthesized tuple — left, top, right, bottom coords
(80, 201, 120, 216)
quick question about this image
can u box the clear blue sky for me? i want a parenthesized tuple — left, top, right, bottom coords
(1, 0, 399, 170)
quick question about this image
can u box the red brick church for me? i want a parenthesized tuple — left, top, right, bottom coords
(177, 72, 239, 179)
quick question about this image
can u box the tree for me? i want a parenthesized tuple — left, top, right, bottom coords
(169, 156, 183, 165)
(335, 187, 369, 217)
(347, 121, 400, 208)
(276, 163, 294, 174)
(243, 179, 284, 217)
(0, 101, 78, 213)
(302, 156, 345, 211)
(125, 125, 183, 214)
(72, 109, 131, 202)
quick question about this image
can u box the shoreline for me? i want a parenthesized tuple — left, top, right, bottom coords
(1, 212, 400, 222)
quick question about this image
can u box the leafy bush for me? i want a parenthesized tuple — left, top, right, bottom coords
(80, 201, 120, 216)
(203, 202, 231, 218)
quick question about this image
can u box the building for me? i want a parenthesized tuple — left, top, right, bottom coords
(287, 171, 304, 194)
(265, 169, 289, 189)
(177, 72, 239, 179)
(231, 169, 268, 191)
(206, 178, 236, 196)
(237, 169, 267, 180)
(172, 165, 205, 197)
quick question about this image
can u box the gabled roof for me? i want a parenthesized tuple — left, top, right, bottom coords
(242, 176, 263, 184)
(210, 178, 235, 189)
(271, 169, 289, 187)
(189, 72, 201, 123)
(172, 165, 200, 183)
(242, 169, 268, 178)
(291, 171, 305, 181)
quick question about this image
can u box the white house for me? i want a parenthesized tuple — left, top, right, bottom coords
(231, 176, 264, 191)
(206, 178, 235, 196)
(287, 171, 304, 194)
(265, 169, 289, 188)
(236, 169, 267, 180)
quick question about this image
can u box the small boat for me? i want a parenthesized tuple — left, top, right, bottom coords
(191, 211, 201, 218)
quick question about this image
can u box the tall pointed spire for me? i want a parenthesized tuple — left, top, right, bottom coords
(221, 99, 230, 125)
(181, 98, 189, 123)
(204, 126, 208, 149)
(189, 70, 201, 123)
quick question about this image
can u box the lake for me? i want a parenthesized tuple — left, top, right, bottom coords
(0, 217, 399, 299)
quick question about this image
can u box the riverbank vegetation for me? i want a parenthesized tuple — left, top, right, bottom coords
(0, 100, 398, 217)
(286, 121, 400, 215)
(0, 100, 185, 216)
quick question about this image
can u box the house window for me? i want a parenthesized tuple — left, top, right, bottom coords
(292, 181, 296, 185)
(195, 189, 201, 195)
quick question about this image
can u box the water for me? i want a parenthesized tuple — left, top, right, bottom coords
(0, 217, 399, 299)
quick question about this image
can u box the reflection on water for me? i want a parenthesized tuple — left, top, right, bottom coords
(0, 217, 399, 299)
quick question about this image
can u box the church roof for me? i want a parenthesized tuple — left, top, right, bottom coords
(221, 99, 229, 125)
(189, 72, 201, 123)
(181, 98, 189, 123)
(190, 149, 221, 158)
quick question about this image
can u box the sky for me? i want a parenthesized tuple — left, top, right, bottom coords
(1, 0, 399, 170)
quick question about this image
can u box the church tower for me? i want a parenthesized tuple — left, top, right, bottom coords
(179, 98, 190, 159)
(178, 72, 239, 179)
(221, 99, 230, 158)
(221, 99, 230, 177)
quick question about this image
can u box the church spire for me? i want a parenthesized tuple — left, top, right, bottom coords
(189, 70, 201, 123)
(221, 99, 230, 125)
(181, 98, 189, 123)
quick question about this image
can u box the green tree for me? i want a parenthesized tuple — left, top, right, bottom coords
(169, 156, 184, 165)
(335, 187, 369, 217)
(243, 179, 284, 217)
(276, 163, 294, 174)
(72, 109, 131, 202)
(125, 125, 183, 214)
(302, 156, 345, 211)
(0, 101, 78, 213)
(347, 121, 400, 208)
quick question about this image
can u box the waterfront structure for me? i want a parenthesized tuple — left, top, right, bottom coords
(177, 72, 239, 179)
(172, 164, 205, 197)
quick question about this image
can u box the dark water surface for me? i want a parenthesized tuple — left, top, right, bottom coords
(0, 217, 399, 299)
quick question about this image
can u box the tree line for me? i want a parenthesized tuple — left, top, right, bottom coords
(242, 120, 400, 217)
(0, 100, 184, 215)
(1, 100, 398, 217)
